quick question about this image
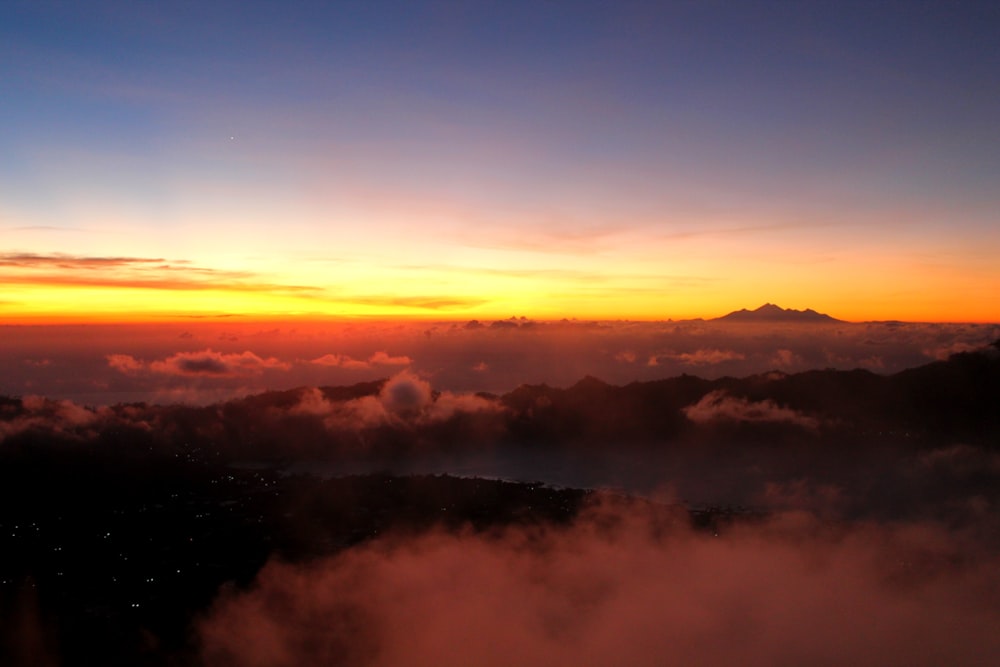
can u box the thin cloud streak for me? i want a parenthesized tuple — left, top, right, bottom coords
(108, 350, 290, 377)
(0, 252, 318, 293)
(0, 253, 487, 311)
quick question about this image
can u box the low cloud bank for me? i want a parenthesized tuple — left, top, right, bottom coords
(108, 349, 289, 377)
(0, 395, 101, 441)
(648, 348, 745, 366)
(288, 371, 503, 431)
(310, 351, 412, 369)
(199, 497, 1000, 667)
(682, 390, 820, 430)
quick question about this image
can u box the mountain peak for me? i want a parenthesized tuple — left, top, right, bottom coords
(714, 304, 841, 323)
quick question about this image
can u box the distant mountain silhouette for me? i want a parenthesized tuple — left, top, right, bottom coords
(714, 303, 841, 323)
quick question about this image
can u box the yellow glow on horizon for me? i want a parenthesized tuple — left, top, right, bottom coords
(2, 278, 998, 325)
(2, 231, 999, 324)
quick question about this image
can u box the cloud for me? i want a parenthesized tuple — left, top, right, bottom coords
(341, 295, 488, 311)
(0, 396, 101, 442)
(286, 372, 504, 432)
(309, 351, 412, 369)
(198, 498, 1000, 667)
(153, 350, 290, 376)
(770, 348, 801, 367)
(379, 372, 433, 415)
(682, 390, 819, 429)
(0, 252, 317, 293)
(923, 342, 981, 360)
(649, 349, 745, 366)
(106, 353, 144, 375)
(309, 354, 371, 369)
(368, 351, 412, 366)
(0, 253, 169, 269)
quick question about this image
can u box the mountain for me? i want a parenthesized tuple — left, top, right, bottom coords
(714, 303, 841, 323)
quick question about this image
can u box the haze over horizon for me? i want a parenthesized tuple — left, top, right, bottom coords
(3, 1, 1000, 323)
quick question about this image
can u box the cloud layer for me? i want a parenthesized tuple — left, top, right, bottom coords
(109, 349, 290, 377)
(199, 498, 1000, 667)
(682, 390, 820, 429)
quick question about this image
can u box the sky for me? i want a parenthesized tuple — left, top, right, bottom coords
(2, 0, 999, 323)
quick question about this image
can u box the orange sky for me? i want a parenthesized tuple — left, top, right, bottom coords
(2, 237, 998, 324)
(3, 3, 999, 325)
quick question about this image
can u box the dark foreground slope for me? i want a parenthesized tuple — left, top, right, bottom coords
(0, 453, 607, 666)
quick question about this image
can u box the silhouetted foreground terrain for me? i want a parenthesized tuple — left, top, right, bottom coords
(2, 344, 999, 665)
(0, 452, 748, 666)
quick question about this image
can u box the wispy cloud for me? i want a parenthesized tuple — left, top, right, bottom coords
(7, 226, 81, 232)
(0, 253, 317, 293)
(309, 351, 412, 369)
(344, 295, 489, 310)
(107, 349, 290, 377)
(0, 253, 171, 269)
(683, 390, 819, 429)
(649, 349, 746, 366)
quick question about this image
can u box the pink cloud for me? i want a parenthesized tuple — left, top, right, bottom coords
(286, 372, 504, 431)
(369, 351, 412, 366)
(309, 351, 411, 370)
(649, 349, 746, 366)
(150, 350, 290, 376)
(770, 348, 801, 367)
(198, 498, 1000, 667)
(309, 353, 370, 369)
(106, 353, 144, 374)
(682, 390, 819, 429)
(0, 396, 101, 441)
(107, 349, 290, 377)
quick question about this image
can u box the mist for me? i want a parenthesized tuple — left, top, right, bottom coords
(199, 495, 1000, 667)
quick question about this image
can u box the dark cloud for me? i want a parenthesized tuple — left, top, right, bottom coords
(380, 372, 432, 415)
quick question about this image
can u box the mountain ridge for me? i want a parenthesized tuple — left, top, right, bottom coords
(714, 303, 841, 323)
